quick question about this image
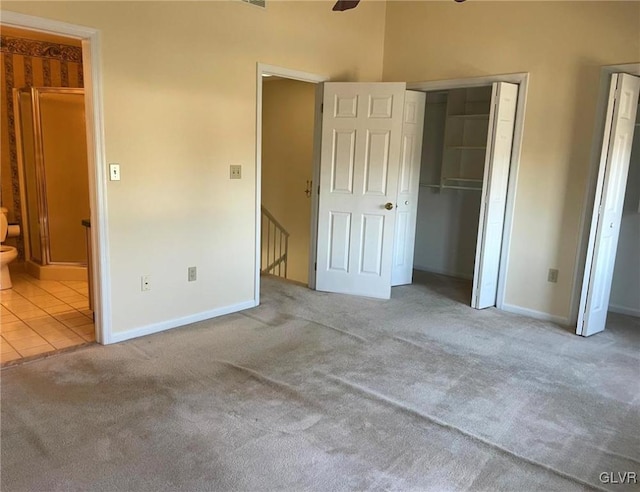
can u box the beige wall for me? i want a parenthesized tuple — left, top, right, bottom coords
(5, 1, 636, 335)
(2, 1, 387, 335)
(262, 78, 315, 284)
(383, 1, 640, 320)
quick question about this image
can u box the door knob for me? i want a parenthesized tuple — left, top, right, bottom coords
(384, 202, 394, 210)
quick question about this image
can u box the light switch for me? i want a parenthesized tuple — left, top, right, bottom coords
(109, 163, 121, 181)
(230, 165, 242, 179)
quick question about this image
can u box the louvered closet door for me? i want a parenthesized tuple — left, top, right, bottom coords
(578, 73, 640, 336)
(472, 82, 518, 309)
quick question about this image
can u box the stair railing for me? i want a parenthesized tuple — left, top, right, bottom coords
(261, 206, 289, 278)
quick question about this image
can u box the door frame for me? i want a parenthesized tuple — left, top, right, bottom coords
(1, 11, 112, 344)
(407, 73, 529, 310)
(570, 63, 640, 327)
(254, 63, 329, 304)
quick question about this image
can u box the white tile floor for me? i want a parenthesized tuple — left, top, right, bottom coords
(1, 273, 94, 365)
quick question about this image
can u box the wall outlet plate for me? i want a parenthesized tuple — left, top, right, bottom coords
(230, 165, 242, 179)
(141, 274, 151, 291)
(188, 266, 197, 282)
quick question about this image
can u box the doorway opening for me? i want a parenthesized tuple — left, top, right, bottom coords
(576, 68, 640, 337)
(398, 86, 493, 306)
(608, 103, 640, 330)
(254, 64, 328, 303)
(380, 78, 526, 309)
(1, 26, 95, 362)
(1, 12, 109, 347)
(260, 76, 316, 285)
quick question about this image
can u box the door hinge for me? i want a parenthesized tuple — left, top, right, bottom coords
(317, 185, 320, 195)
(321, 103, 324, 113)
(314, 262, 317, 271)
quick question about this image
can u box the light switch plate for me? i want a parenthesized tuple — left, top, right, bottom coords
(109, 163, 121, 181)
(230, 165, 242, 179)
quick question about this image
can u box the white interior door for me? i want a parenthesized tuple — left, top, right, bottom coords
(392, 91, 426, 286)
(316, 82, 406, 299)
(577, 73, 640, 336)
(472, 82, 519, 309)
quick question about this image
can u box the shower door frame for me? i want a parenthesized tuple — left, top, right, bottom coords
(14, 86, 88, 267)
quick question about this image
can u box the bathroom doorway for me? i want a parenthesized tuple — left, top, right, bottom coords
(0, 19, 107, 362)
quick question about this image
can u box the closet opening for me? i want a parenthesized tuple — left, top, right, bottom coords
(608, 99, 640, 331)
(417, 87, 490, 303)
(392, 83, 518, 309)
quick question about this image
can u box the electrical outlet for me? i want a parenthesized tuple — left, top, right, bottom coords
(141, 274, 151, 291)
(188, 266, 197, 282)
(230, 165, 242, 179)
(547, 269, 559, 283)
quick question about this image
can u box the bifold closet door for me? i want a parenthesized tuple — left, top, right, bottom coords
(472, 82, 518, 309)
(315, 82, 406, 299)
(392, 91, 426, 287)
(577, 73, 640, 336)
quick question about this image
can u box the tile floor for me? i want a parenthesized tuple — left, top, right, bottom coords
(1, 273, 94, 365)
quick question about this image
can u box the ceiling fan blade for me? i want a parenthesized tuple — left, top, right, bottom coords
(332, 0, 360, 12)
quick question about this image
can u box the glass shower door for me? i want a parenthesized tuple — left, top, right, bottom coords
(15, 87, 90, 266)
(39, 91, 90, 264)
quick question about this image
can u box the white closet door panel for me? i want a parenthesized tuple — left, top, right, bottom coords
(578, 73, 640, 336)
(472, 82, 519, 309)
(392, 90, 426, 286)
(316, 82, 406, 299)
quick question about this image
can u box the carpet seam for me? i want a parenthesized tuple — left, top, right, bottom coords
(323, 373, 609, 492)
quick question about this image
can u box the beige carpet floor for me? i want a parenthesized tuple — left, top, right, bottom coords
(1, 272, 639, 491)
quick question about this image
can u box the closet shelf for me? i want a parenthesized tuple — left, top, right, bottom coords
(419, 178, 483, 192)
(446, 145, 487, 150)
(448, 113, 490, 119)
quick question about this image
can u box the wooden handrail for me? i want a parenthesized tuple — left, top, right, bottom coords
(260, 206, 289, 278)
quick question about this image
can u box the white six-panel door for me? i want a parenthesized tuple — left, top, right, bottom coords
(472, 82, 519, 309)
(316, 83, 406, 299)
(577, 73, 640, 336)
(392, 91, 426, 286)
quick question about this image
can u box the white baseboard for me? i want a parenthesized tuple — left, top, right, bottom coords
(109, 299, 258, 344)
(608, 304, 640, 318)
(501, 303, 570, 326)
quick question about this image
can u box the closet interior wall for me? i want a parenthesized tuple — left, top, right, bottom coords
(413, 87, 492, 280)
(609, 102, 640, 317)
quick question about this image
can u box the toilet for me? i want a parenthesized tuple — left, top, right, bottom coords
(1, 207, 20, 290)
